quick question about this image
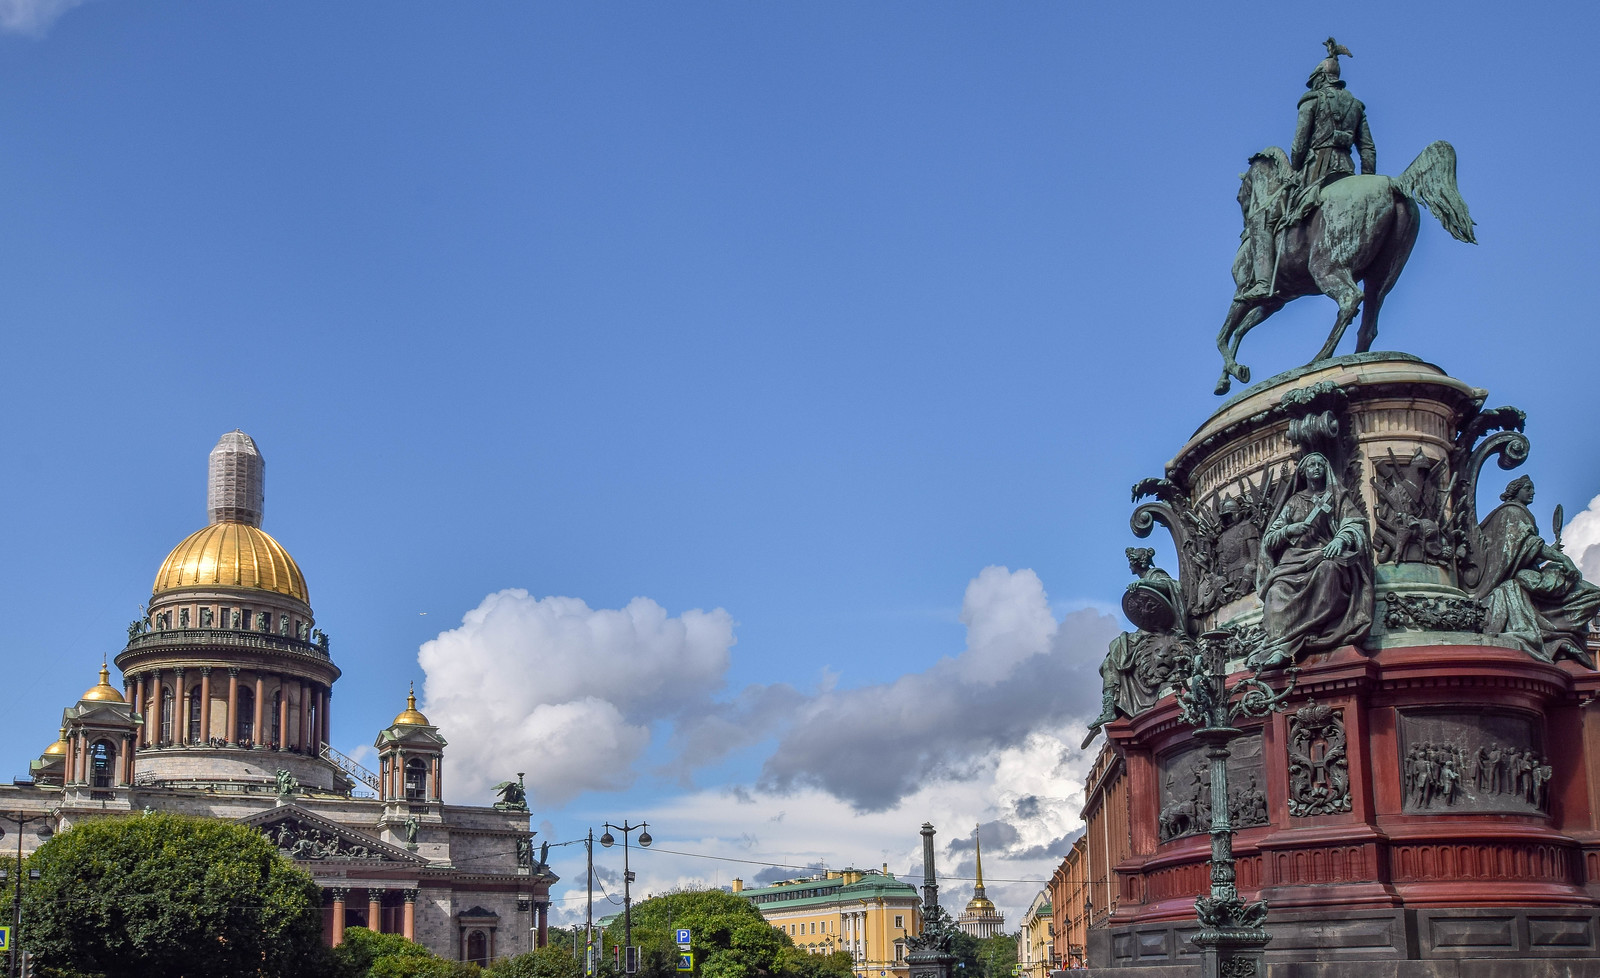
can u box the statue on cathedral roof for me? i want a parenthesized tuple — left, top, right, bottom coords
(1212, 39, 1478, 396)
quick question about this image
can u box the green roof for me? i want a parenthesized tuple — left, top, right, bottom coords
(738, 871, 919, 912)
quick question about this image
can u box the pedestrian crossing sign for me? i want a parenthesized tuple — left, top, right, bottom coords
(677, 952, 694, 972)
(0, 926, 10, 950)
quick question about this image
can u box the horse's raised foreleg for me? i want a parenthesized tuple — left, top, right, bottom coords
(1214, 302, 1275, 395)
(1215, 301, 1249, 395)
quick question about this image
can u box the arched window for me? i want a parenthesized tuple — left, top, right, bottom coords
(188, 686, 203, 743)
(405, 758, 428, 801)
(161, 689, 175, 744)
(237, 686, 256, 745)
(91, 740, 114, 788)
(467, 931, 488, 966)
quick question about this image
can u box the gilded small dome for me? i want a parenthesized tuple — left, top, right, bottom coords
(965, 896, 997, 913)
(42, 728, 68, 757)
(81, 663, 125, 703)
(153, 522, 308, 603)
(394, 685, 429, 726)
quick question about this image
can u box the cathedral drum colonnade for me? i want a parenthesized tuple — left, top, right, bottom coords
(7, 431, 555, 966)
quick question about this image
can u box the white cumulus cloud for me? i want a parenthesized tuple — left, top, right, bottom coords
(0, 0, 85, 36)
(1560, 492, 1600, 582)
(419, 590, 736, 807)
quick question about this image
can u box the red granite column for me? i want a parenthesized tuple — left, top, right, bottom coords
(176, 670, 190, 746)
(402, 889, 417, 940)
(537, 901, 549, 947)
(226, 668, 240, 746)
(131, 674, 145, 743)
(200, 667, 213, 744)
(330, 888, 348, 946)
(151, 670, 164, 746)
(368, 891, 383, 934)
(254, 673, 266, 747)
(278, 676, 290, 749)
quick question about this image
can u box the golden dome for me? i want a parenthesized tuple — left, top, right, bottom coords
(394, 685, 430, 726)
(153, 522, 308, 604)
(81, 663, 125, 703)
(42, 727, 68, 757)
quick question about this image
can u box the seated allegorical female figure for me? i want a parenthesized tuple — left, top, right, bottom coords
(1473, 475, 1600, 666)
(1255, 452, 1374, 667)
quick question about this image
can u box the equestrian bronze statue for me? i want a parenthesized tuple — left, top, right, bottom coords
(1213, 39, 1477, 396)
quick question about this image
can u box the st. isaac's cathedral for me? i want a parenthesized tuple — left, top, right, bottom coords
(3, 431, 555, 966)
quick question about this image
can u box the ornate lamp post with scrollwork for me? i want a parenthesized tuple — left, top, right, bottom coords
(1168, 631, 1297, 978)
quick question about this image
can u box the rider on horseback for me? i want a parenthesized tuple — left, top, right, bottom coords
(1236, 39, 1378, 303)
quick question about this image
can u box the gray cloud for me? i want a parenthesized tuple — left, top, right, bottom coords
(947, 819, 1021, 854)
(750, 862, 824, 886)
(756, 568, 1119, 810)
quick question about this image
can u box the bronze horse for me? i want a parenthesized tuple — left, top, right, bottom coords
(1214, 141, 1476, 395)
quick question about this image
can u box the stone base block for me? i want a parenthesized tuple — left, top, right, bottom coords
(1094, 909, 1600, 968)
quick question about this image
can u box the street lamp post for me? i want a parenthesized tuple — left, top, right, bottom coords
(0, 813, 54, 978)
(599, 820, 651, 972)
(1168, 631, 1297, 978)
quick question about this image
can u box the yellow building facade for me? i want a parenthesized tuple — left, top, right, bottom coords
(1017, 890, 1053, 978)
(735, 868, 922, 978)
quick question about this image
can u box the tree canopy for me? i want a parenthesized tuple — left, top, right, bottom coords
(597, 888, 851, 978)
(18, 811, 327, 978)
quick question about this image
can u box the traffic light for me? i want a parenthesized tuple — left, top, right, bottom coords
(20, 949, 34, 978)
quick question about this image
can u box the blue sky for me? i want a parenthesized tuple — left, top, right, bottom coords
(1, 1, 1596, 922)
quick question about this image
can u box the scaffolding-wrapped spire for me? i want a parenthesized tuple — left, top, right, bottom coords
(207, 430, 265, 526)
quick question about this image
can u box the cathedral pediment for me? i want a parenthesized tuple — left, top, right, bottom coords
(239, 804, 422, 864)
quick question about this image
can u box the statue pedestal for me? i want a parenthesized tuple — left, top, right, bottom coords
(1089, 354, 1600, 971)
(906, 948, 956, 978)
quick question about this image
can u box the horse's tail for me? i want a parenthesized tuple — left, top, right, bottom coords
(1395, 140, 1477, 244)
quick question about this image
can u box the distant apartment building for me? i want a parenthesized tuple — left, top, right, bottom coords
(1048, 836, 1088, 969)
(1017, 890, 1054, 978)
(734, 867, 922, 978)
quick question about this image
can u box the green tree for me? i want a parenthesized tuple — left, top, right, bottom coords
(489, 943, 585, 978)
(600, 889, 799, 978)
(336, 927, 436, 975)
(951, 934, 1019, 978)
(17, 812, 328, 978)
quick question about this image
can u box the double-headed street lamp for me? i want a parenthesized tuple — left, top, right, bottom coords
(599, 820, 651, 969)
(0, 813, 55, 978)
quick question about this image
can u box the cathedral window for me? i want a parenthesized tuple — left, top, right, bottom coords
(405, 758, 428, 801)
(271, 691, 283, 747)
(161, 689, 175, 744)
(220, 607, 231, 628)
(90, 741, 113, 788)
(237, 686, 256, 745)
(188, 687, 203, 742)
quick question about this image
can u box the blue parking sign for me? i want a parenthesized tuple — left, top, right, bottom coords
(676, 928, 692, 946)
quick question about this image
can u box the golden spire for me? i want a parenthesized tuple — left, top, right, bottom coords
(964, 823, 995, 913)
(974, 824, 986, 893)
